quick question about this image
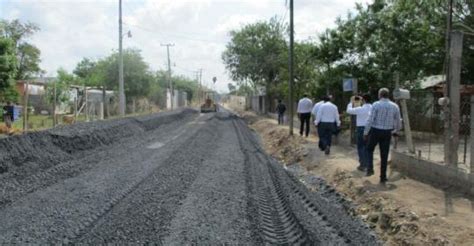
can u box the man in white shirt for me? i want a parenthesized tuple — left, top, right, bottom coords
(311, 97, 325, 148)
(311, 98, 324, 120)
(315, 96, 341, 155)
(297, 94, 313, 137)
(346, 94, 372, 171)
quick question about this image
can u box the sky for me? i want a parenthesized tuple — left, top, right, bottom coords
(0, 0, 371, 93)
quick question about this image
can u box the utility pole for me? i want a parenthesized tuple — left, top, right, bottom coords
(395, 73, 414, 153)
(193, 70, 201, 105)
(199, 68, 203, 103)
(161, 43, 175, 109)
(445, 31, 463, 167)
(118, 0, 126, 117)
(23, 81, 29, 132)
(288, 0, 294, 135)
(53, 80, 57, 127)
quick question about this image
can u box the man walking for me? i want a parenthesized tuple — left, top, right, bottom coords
(311, 97, 324, 122)
(347, 94, 372, 171)
(297, 94, 312, 137)
(315, 96, 340, 155)
(276, 99, 286, 125)
(364, 88, 401, 183)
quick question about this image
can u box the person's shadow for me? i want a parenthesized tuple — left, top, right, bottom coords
(361, 180, 397, 192)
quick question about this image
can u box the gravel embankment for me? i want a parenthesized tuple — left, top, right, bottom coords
(0, 109, 379, 245)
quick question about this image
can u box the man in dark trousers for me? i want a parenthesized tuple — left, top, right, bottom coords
(364, 88, 401, 183)
(297, 94, 313, 137)
(275, 99, 286, 125)
(314, 96, 340, 155)
(346, 94, 372, 171)
(2, 101, 14, 129)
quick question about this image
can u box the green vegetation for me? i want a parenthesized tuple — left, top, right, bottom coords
(73, 50, 199, 106)
(0, 37, 18, 102)
(222, 0, 474, 102)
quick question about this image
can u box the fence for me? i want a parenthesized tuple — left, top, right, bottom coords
(397, 90, 472, 173)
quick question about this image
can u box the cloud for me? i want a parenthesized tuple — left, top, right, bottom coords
(215, 14, 260, 34)
(0, 0, 372, 92)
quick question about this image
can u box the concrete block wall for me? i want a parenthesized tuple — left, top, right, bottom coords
(391, 150, 474, 196)
(228, 96, 246, 111)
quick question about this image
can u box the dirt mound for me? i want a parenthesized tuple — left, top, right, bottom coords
(244, 111, 474, 246)
(240, 112, 309, 165)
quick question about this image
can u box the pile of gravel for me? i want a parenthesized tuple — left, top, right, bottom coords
(0, 108, 197, 177)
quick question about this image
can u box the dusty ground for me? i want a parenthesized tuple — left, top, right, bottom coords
(239, 110, 474, 246)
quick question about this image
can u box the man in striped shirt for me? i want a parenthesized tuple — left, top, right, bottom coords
(363, 88, 401, 183)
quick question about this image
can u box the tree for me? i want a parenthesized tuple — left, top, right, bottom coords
(45, 68, 75, 105)
(0, 19, 42, 80)
(228, 83, 237, 95)
(311, 0, 447, 96)
(222, 17, 287, 91)
(73, 58, 97, 80)
(0, 37, 18, 102)
(17, 43, 41, 79)
(172, 75, 198, 101)
(80, 49, 154, 102)
(154, 70, 198, 102)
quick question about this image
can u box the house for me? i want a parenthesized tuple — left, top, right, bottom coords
(407, 75, 473, 133)
(16, 77, 57, 114)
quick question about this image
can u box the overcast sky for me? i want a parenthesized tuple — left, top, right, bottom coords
(1, 0, 371, 92)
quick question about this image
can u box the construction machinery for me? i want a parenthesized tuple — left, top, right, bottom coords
(200, 91, 218, 113)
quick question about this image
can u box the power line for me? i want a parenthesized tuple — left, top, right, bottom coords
(123, 22, 227, 44)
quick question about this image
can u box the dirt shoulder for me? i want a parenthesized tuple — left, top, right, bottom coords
(239, 110, 474, 246)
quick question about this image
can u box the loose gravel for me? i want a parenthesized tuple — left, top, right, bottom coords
(0, 109, 379, 245)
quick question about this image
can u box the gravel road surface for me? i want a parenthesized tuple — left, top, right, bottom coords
(0, 109, 379, 245)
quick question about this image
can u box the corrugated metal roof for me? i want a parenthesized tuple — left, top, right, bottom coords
(419, 75, 446, 89)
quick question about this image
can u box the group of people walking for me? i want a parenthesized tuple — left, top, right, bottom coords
(277, 88, 401, 184)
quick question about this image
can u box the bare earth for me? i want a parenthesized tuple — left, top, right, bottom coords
(240, 110, 474, 246)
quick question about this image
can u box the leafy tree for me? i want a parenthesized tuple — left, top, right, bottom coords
(311, 0, 447, 96)
(73, 58, 97, 80)
(172, 75, 198, 101)
(227, 83, 237, 95)
(0, 37, 18, 102)
(0, 19, 42, 80)
(16, 43, 41, 79)
(45, 68, 76, 104)
(86, 49, 154, 102)
(154, 70, 198, 101)
(222, 17, 287, 91)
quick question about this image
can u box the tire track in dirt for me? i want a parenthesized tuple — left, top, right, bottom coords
(76, 117, 222, 243)
(232, 117, 379, 245)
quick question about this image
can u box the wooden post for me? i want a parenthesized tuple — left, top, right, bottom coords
(99, 102, 104, 120)
(22, 81, 30, 132)
(350, 79, 358, 145)
(85, 87, 89, 122)
(53, 80, 57, 127)
(470, 95, 474, 173)
(445, 31, 463, 167)
(395, 73, 415, 153)
(73, 88, 78, 121)
(102, 85, 107, 119)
